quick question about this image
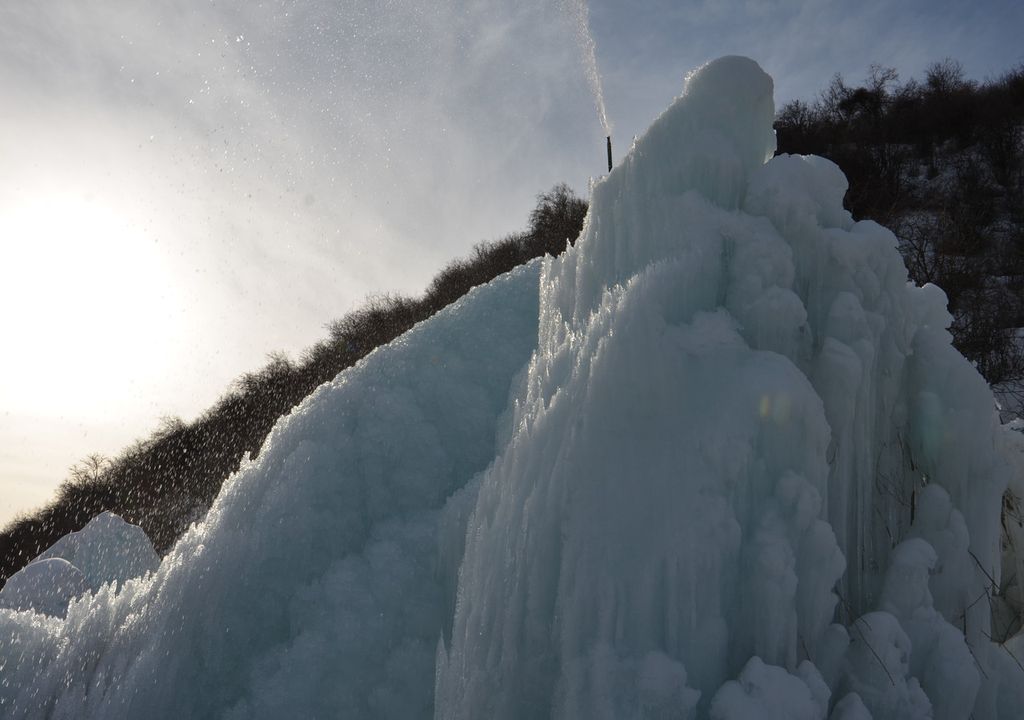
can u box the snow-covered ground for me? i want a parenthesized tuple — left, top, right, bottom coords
(2, 56, 1022, 719)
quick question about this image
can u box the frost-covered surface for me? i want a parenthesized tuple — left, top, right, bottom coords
(0, 512, 157, 618)
(35, 511, 159, 592)
(2, 56, 1024, 719)
(995, 421, 1024, 642)
(0, 559, 88, 618)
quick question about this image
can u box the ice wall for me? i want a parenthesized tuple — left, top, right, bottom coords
(437, 57, 1022, 719)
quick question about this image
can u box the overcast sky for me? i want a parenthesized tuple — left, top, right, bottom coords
(1, 0, 1022, 527)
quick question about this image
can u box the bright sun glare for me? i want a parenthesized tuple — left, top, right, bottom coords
(0, 194, 182, 418)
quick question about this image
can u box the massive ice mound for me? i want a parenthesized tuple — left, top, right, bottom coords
(436, 56, 1022, 719)
(1, 56, 1022, 719)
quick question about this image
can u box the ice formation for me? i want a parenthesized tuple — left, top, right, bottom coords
(0, 512, 156, 618)
(0, 559, 88, 618)
(436, 56, 1022, 719)
(2, 56, 1023, 719)
(34, 511, 159, 591)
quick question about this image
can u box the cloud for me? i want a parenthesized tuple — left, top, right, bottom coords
(0, 0, 606, 516)
(1, 0, 601, 359)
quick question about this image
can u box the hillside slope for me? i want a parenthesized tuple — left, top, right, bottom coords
(1, 260, 542, 718)
(0, 187, 585, 589)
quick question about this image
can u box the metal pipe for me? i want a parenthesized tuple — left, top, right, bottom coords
(606, 136, 613, 172)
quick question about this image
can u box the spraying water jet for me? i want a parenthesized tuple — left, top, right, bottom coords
(563, 0, 613, 172)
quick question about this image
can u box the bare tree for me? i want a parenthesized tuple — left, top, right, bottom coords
(68, 454, 110, 486)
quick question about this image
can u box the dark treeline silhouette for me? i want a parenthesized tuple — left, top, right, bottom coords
(775, 59, 1024, 390)
(0, 184, 587, 589)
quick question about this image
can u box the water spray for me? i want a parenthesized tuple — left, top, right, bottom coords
(563, 0, 613, 171)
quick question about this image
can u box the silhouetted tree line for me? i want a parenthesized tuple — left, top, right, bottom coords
(0, 184, 587, 589)
(775, 59, 1024, 392)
